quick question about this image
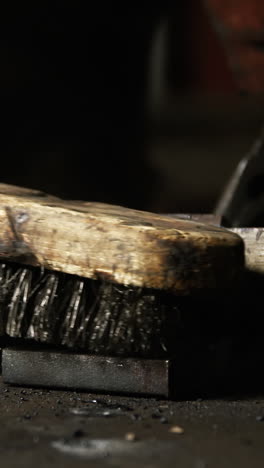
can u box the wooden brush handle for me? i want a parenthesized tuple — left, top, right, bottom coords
(172, 214, 264, 276)
(0, 183, 244, 293)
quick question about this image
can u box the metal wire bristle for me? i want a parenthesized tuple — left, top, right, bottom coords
(0, 262, 179, 357)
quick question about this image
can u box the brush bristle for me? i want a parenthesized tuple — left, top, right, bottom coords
(0, 262, 181, 357)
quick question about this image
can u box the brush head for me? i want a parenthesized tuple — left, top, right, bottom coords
(0, 184, 245, 358)
(0, 262, 173, 357)
(0, 261, 234, 359)
(0, 183, 244, 293)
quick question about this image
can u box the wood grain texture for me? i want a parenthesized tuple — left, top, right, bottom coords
(170, 214, 264, 275)
(0, 184, 244, 292)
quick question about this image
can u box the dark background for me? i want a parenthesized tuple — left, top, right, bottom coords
(0, 2, 262, 212)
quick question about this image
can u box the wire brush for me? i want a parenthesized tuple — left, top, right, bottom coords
(0, 183, 244, 358)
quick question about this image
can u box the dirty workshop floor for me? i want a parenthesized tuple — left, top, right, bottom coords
(0, 378, 264, 467)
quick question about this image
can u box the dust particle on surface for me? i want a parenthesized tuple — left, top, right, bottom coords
(169, 425, 184, 434)
(125, 432, 137, 441)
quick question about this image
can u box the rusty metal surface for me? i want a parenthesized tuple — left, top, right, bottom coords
(2, 349, 169, 398)
(0, 377, 264, 467)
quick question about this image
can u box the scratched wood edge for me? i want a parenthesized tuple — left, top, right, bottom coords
(0, 183, 243, 291)
(230, 228, 264, 274)
(171, 214, 264, 275)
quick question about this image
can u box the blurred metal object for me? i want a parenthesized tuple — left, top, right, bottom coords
(215, 127, 264, 227)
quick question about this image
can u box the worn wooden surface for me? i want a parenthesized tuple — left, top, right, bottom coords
(231, 228, 264, 274)
(0, 184, 243, 292)
(172, 214, 264, 275)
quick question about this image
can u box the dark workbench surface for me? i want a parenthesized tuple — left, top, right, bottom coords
(0, 378, 264, 467)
